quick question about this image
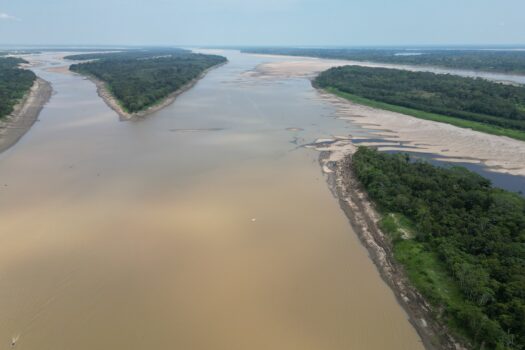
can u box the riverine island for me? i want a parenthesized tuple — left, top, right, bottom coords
(314, 65, 525, 141)
(67, 49, 227, 119)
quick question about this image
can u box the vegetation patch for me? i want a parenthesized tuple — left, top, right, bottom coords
(352, 147, 525, 350)
(0, 57, 36, 118)
(68, 49, 227, 113)
(314, 66, 525, 140)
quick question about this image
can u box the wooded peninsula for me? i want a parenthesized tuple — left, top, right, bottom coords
(67, 49, 227, 114)
(314, 66, 525, 140)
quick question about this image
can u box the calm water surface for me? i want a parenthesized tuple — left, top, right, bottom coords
(0, 51, 424, 349)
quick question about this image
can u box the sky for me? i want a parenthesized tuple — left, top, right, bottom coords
(1, 0, 524, 46)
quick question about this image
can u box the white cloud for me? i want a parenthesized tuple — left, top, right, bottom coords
(0, 13, 20, 21)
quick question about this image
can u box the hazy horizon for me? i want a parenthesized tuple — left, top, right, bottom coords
(1, 0, 525, 46)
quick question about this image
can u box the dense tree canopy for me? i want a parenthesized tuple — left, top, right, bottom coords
(0, 57, 36, 118)
(242, 48, 525, 74)
(68, 49, 227, 113)
(352, 147, 525, 349)
(315, 66, 525, 132)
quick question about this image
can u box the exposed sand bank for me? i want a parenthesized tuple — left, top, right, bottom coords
(77, 62, 227, 121)
(255, 60, 525, 177)
(321, 92, 525, 177)
(251, 55, 525, 85)
(45, 65, 73, 75)
(247, 58, 348, 79)
(0, 78, 53, 154)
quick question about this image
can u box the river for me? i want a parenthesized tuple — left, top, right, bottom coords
(0, 50, 425, 349)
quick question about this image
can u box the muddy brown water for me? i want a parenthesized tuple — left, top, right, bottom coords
(0, 51, 425, 349)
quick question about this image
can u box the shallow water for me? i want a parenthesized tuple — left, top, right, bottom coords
(0, 51, 424, 349)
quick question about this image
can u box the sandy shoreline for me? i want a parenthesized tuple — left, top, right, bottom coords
(249, 54, 525, 85)
(254, 60, 525, 177)
(0, 78, 53, 154)
(319, 91, 525, 177)
(318, 147, 466, 350)
(78, 62, 227, 121)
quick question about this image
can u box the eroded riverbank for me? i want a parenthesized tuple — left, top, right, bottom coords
(319, 146, 465, 350)
(0, 78, 52, 154)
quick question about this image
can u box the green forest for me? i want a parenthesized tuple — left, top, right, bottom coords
(352, 147, 525, 349)
(0, 57, 36, 119)
(68, 49, 227, 113)
(64, 48, 188, 61)
(314, 66, 525, 139)
(242, 48, 525, 74)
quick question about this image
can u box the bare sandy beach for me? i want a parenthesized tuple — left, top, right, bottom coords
(321, 93, 525, 177)
(45, 65, 72, 75)
(0, 78, 53, 154)
(246, 57, 348, 79)
(249, 56, 525, 85)
(255, 60, 525, 177)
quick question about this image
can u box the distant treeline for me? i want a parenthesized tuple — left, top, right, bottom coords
(242, 48, 525, 74)
(352, 147, 525, 350)
(314, 66, 525, 133)
(68, 49, 227, 113)
(64, 48, 188, 61)
(0, 57, 36, 118)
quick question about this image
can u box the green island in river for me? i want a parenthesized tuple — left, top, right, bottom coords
(314, 66, 525, 141)
(67, 49, 227, 118)
(344, 147, 525, 350)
